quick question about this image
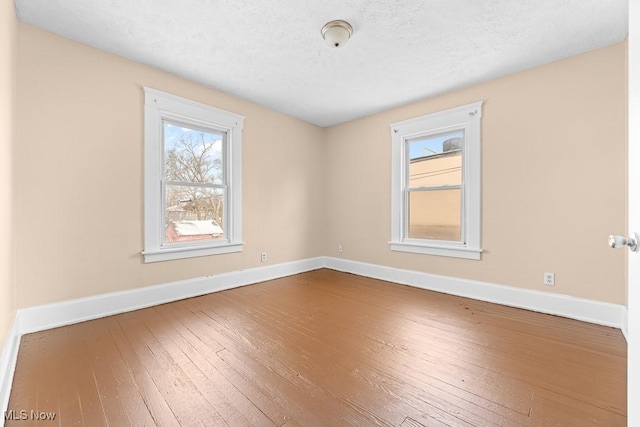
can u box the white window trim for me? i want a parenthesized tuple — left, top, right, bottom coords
(390, 101, 483, 260)
(142, 87, 244, 263)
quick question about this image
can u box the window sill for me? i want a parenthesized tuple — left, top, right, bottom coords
(389, 241, 482, 260)
(142, 242, 243, 263)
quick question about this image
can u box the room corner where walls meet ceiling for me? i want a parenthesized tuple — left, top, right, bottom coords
(13, 0, 628, 127)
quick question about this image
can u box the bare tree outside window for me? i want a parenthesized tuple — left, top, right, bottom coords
(163, 122, 226, 243)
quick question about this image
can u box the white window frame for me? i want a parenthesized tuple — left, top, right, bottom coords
(390, 101, 482, 260)
(142, 87, 244, 263)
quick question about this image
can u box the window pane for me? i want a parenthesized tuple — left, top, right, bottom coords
(165, 185, 225, 244)
(408, 189, 461, 241)
(164, 121, 224, 185)
(408, 131, 463, 188)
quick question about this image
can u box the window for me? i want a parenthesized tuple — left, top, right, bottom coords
(143, 87, 244, 262)
(390, 101, 482, 259)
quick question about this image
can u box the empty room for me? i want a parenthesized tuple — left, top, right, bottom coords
(1, 0, 639, 426)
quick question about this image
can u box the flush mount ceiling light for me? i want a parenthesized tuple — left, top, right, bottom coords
(321, 20, 353, 48)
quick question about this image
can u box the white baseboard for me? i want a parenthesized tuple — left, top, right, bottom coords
(324, 257, 627, 329)
(622, 307, 629, 342)
(18, 257, 325, 335)
(0, 315, 20, 421)
(13, 256, 626, 336)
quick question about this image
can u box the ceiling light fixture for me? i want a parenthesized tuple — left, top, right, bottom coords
(321, 20, 353, 48)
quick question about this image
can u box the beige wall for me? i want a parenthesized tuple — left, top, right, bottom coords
(15, 24, 326, 308)
(12, 23, 627, 309)
(325, 43, 627, 304)
(0, 0, 17, 344)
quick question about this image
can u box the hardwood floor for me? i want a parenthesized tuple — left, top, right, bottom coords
(5, 269, 626, 426)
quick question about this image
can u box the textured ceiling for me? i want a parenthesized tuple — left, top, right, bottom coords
(15, 0, 628, 127)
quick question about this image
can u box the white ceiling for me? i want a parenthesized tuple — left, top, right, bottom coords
(15, 0, 628, 127)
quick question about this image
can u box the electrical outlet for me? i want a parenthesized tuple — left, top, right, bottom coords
(338, 244, 343, 253)
(261, 251, 267, 262)
(544, 272, 555, 286)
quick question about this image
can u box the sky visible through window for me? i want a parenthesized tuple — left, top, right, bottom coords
(408, 130, 464, 160)
(164, 122, 223, 156)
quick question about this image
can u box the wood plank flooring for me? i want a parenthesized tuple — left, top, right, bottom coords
(5, 269, 627, 426)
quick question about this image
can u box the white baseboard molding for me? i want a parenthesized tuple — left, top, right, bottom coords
(18, 257, 325, 335)
(0, 315, 20, 421)
(325, 257, 627, 329)
(11, 254, 627, 341)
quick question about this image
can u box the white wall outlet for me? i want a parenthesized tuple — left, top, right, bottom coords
(544, 272, 555, 286)
(261, 251, 267, 262)
(338, 244, 343, 253)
